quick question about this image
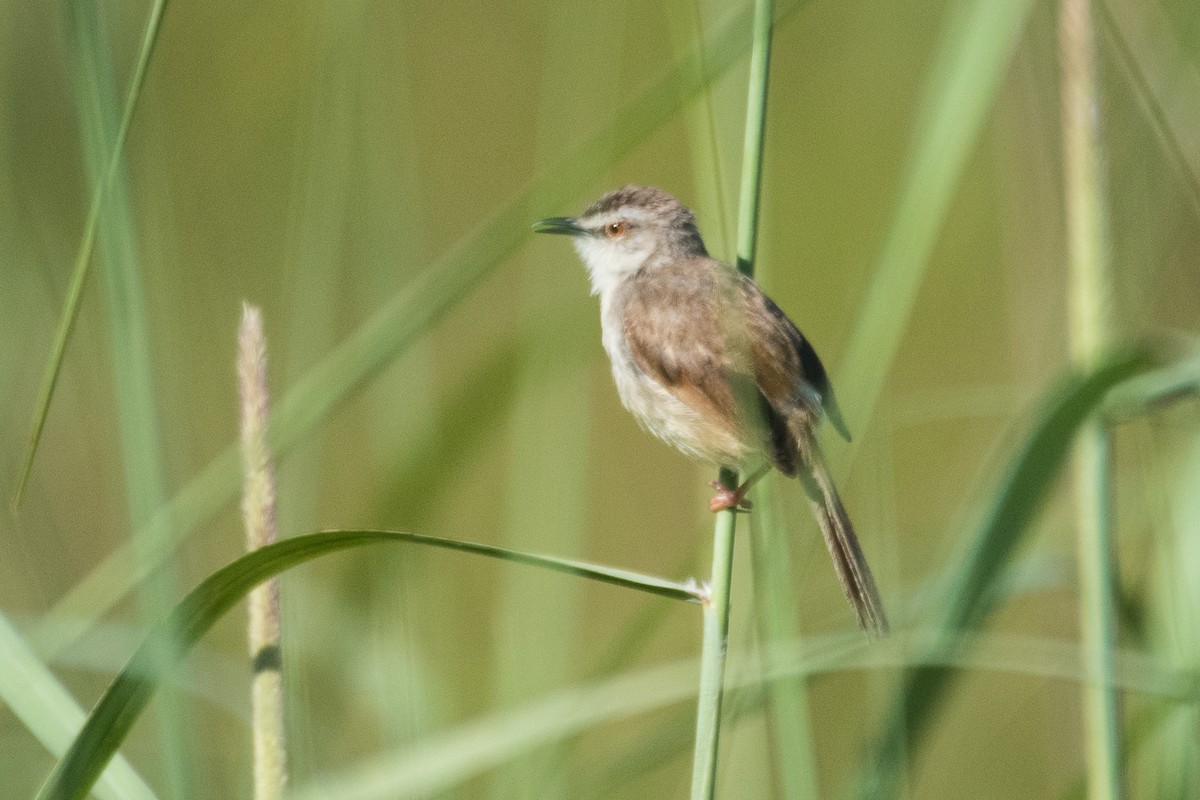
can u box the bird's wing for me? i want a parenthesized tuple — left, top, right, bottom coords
(620, 263, 799, 473)
(620, 271, 741, 431)
(740, 276, 852, 442)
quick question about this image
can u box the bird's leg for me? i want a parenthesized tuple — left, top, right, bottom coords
(708, 465, 771, 512)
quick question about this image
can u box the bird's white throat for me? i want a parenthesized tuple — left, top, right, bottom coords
(571, 231, 656, 296)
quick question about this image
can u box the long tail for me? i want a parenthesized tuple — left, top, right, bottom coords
(795, 431, 889, 637)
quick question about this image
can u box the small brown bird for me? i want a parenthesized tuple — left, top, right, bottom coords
(534, 185, 888, 636)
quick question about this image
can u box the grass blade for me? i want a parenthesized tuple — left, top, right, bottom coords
(61, 1, 194, 794)
(1099, 1, 1200, 219)
(837, 0, 1038, 433)
(34, 529, 701, 800)
(1141, 429, 1200, 797)
(858, 347, 1156, 799)
(289, 617, 1195, 800)
(0, 613, 157, 800)
(12, 0, 169, 510)
(1105, 349, 1200, 422)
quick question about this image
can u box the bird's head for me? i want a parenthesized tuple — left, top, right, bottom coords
(533, 185, 708, 295)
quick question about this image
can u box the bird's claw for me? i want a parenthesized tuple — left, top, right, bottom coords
(708, 480, 752, 512)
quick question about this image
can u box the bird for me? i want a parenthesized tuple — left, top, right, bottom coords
(532, 185, 888, 636)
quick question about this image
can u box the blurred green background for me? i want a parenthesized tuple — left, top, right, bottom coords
(2, 0, 1199, 798)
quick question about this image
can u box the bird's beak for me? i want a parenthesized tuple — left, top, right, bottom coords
(532, 216, 585, 236)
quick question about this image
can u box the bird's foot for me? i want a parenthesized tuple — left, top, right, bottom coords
(708, 480, 753, 512)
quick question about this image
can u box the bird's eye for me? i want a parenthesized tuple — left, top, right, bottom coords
(604, 220, 630, 238)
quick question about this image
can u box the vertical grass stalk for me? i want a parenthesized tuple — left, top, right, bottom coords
(239, 305, 287, 800)
(748, 482, 820, 800)
(1059, 1, 1123, 797)
(691, 475, 740, 800)
(733, 0, 773, 276)
(62, 4, 193, 794)
(690, 0, 774, 796)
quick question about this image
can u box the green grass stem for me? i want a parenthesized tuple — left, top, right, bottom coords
(1060, 1, 1123, 797)
(748, 480, 820, 800)
(732, 0, 773, 277)
(690, 469, 742, 800)
(858, 349, 1154, 798)
(691, 0, 774, 796)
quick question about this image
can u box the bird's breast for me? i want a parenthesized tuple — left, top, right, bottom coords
(598, 293, 752, 468)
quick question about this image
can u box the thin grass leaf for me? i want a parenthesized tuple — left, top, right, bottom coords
(1139, 428, 1200, 796)
(836, 0, 1038, 433)
(290, 657, 706, 800)
(17, 614, 250, 719)
(313, 530, 704, 603)
(1105, 349, 1200, 422)
(492, 25, 599, 789)
(39, 0, 811, 657)
(12, 0, 169, 510)
(292, 623, 1193, 800)
(756, 631, 1197, 704)
(373, 314, 567, 519)
(857, 347, 1156, 799)
(35, 529, 701, 800)
(291, 633, 857, 800)
(62, 2, 193, 793)
(1098, 1, 1200, 220)
(0, 613, 157, 800)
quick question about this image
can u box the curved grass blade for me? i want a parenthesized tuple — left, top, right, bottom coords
(858, 347, 1157, 799)
(35, 529, 699, 800)
(41, 0, 813, 656)
(1104, 348, 1200, 423)
(12, 0, 170, 511)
